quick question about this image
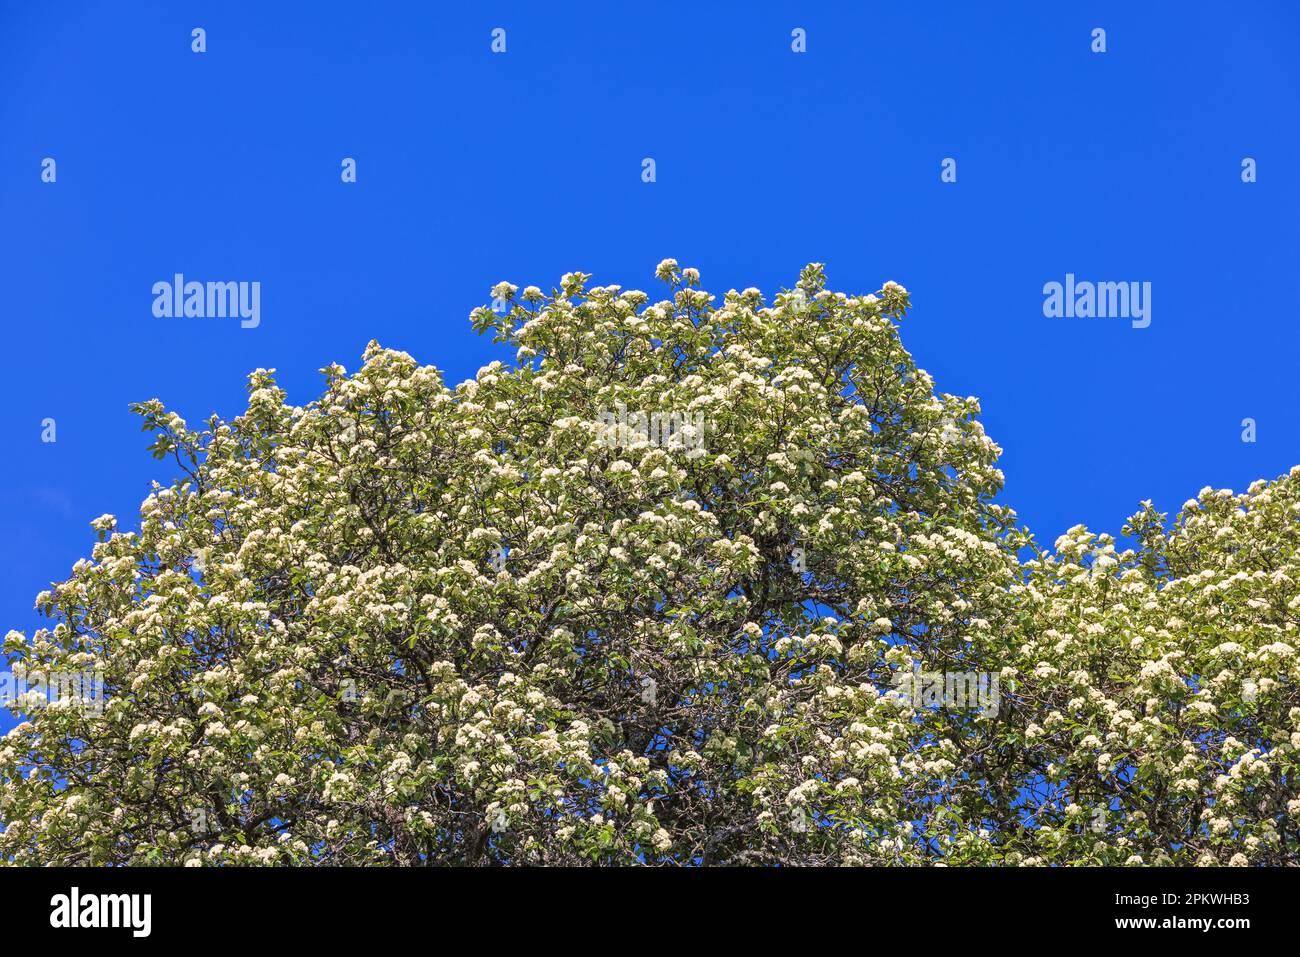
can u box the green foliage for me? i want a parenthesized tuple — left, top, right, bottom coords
(2, 263, 1296, 866)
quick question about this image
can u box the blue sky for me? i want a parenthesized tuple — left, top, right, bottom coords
(1, 0, 1298, 655)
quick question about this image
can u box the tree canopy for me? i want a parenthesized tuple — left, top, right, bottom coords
(3, 262, 1297, 865)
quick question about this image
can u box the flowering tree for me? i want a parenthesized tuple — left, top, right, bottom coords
(2, 262, 1296, 866)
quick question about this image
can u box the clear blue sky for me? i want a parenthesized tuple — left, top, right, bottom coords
(2, 0, 1298, 661)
